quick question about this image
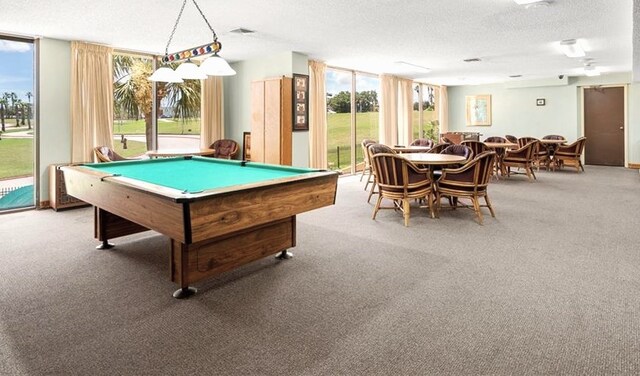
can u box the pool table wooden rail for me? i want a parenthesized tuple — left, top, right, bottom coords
(60, 164, 338, 298)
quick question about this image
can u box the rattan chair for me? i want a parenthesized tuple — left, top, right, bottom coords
(554, 137, 587, 172)
(461, 140, 489, 157)
(410, 138, 435, 148)
(435, 151, 497, 225)
(360, 139, 377, 188)
(427, 143, 451, 154)
(209, 139, 239, 159)
(505, 135, 518, 144)
(366, 143, 396, 203)
(502, 141, 538, 181)
(370, 150, 434, 226)
(94, 146, 137, 162)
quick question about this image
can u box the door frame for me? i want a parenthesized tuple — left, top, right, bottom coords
(580, 84, 628, 167)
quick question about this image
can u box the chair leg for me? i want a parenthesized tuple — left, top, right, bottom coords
(372, 195, 383, 220)
(402, 199, 410, 227)
(484, 194, 495, 218)
(472, 197, 484, 225)
(367, 180, 377, 203)
(435, 192, 442, 218)
(427, 192, 435, 219)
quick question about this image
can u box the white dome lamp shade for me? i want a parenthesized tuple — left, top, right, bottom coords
(200, 54, 236, 76)
(148, 66, 184, 83)
(175, 59, 207, 80)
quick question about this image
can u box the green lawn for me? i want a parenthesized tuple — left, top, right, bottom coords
(113, 118, 201, 135)
(0, 138, 33, 179)
(327, 110, 437, 171)
(0, 112, 437, 178)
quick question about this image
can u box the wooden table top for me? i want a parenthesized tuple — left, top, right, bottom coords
(401, 153, 467, 165)
(145, 148, 216, 158)
(485, 142, 518, 149)
(391, 145, 432, 153)
(539, 139, 567, 144)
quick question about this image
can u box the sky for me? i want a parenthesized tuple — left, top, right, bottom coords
(0, 40, 34, 102)
(326, 69, 379, 96)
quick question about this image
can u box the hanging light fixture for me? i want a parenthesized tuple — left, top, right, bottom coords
(148, 0, 235, 82)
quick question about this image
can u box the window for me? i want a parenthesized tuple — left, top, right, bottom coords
(0, 36, 35, 211)
(326, 68, 380, 174)
(112, 53, 201, 157)
(412, 83, 439, 141)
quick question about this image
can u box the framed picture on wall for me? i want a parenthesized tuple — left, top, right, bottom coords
(242, 131, 251, 161)
(465, 94, 492, 126)
(292, 73, 309, 131)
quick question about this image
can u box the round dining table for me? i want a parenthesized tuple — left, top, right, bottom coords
(484, 142, 518, 150)
(400, 153, 467, 165)
(391, 145, 432, 153)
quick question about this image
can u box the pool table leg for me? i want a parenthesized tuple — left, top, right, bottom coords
(96, 239, 114, 250)
(172, 286, 198, 299)
(275, 250, 293, 260)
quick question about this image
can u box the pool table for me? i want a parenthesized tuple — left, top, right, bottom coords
(61, 157, 338, 298)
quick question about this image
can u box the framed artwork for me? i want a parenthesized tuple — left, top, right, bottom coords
(536, 98, 546, 106)
(292, 74, 309, 131)
(465, 95, 492, 126)
(242, 131, 251, 161)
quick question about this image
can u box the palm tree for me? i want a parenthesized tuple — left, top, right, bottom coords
(113, 56, 201, 149)
(0, 96, 7, 133)
(9, 92, 19, 127)
(26, 92, 32, 129)
(17, 100, 26, 126)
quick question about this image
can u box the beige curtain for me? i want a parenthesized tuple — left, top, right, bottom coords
(397, 78, 413, 146)
(308, 60, 327, 169)
(379, 75, 399, 145)
(70, 41, 114, 163)
(439, 85, 449, 133)
(200, 76, 224, 148)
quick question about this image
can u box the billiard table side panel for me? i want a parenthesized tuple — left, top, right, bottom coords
(171, 217, 295, 287)
(62, 167, 187, 242)
(94, 208, 150, 241)
(188, 174, 337, 243)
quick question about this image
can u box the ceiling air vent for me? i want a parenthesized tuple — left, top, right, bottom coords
(463, 58, 482, 62)
(229, 28, 256, 35)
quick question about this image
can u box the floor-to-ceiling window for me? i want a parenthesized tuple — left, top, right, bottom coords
(326, 69, 353, 172)
(326, 68, 380, 174)
(0, 36, 35, 211)
(112, 53, 201, 157)
(412, 83, 439, 141)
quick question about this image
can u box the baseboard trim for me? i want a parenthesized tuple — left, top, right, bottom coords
(628, 163, 640, 169)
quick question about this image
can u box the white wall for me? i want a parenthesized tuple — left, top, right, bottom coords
(224, 51, 310, 167)
(448, 73, 640, 164)
(37, 38, 71, 203)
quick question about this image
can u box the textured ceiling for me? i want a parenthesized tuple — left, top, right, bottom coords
(0, 0, 633, 85)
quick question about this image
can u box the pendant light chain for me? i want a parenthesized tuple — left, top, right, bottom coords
(164, 0, 188, 56)
(191, 0, 218, 41)
(164, 0, 218, 56)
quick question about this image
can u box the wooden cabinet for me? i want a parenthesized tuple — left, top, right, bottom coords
(251, 77, 292, 165)
(49, 164, 87, 211)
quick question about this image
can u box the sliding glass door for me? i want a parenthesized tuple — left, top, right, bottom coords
(0, 36, 35, 211)
(326, 68, 380, 174)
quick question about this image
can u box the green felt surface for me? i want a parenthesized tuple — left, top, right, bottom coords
(84, 157, 317, 193)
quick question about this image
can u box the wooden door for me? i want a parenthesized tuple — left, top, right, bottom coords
(264, 79, 282, 164)
(250, 81, 266, 163)
(584, 87, 625, 166)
